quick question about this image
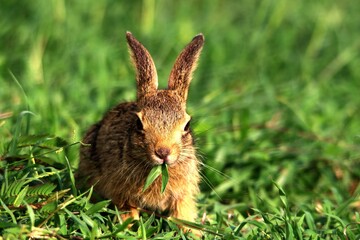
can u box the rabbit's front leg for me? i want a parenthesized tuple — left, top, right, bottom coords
(170, 196, 201, 234)
(119, 203, 139, 222)
(172, 198, 197, 221)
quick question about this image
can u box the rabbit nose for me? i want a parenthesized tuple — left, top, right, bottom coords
(155, 147, 171, 161)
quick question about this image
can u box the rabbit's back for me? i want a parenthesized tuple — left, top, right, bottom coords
(79, 102, 138, 186)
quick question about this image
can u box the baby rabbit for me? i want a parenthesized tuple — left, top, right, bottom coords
(78, 32, 204, 226)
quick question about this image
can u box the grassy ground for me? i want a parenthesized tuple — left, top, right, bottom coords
(1, 0, 359, 239)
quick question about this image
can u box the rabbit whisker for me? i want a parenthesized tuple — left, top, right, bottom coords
(199, 171, 222, 201)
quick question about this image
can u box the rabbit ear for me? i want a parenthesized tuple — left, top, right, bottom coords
(168, 34, 204, 101)
(126, 32, 158, 100)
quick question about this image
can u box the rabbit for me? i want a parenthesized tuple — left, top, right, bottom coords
(78, 32, 204, 229)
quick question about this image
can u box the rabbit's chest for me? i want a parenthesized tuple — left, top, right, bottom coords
(137, 180, 184, 210)
(138, 190, 172, 212)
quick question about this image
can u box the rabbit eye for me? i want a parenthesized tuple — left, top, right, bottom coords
(136, 117, 144, 131)
(184, 119, 191, 131)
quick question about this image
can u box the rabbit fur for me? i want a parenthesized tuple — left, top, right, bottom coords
(78, 32, 204, 224)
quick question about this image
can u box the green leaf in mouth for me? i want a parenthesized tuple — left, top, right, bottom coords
(160, 164, 169, 194)
(143, 164, 169, 193)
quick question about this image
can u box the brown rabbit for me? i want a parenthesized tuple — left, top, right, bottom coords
(78, 32, 204, 226)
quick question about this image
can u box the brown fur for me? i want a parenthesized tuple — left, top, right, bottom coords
(78, 32, 204, 225)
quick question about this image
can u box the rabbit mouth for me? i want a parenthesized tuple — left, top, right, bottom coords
(150, 146, 178, 166)
(151, 154, 177, 166)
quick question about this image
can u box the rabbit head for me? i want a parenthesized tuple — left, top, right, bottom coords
(126, 32, 204, 166)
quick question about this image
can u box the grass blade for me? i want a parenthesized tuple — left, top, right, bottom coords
(169, 216, 224, 237)
(25, 202, 36, 228)
(139, 216, 147, 240)
(85, 200, 111, 215)
(161, 164, 169, 194)
(0, 199, 17, 224)
(9, 111, 35, 156)
(13, 185, 29, 207)
(143, 165, 161, 192)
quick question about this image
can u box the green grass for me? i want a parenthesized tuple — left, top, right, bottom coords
(1, 0, 359, 239)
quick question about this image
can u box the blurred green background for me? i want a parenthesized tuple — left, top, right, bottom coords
(1, 0, 359, 228)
